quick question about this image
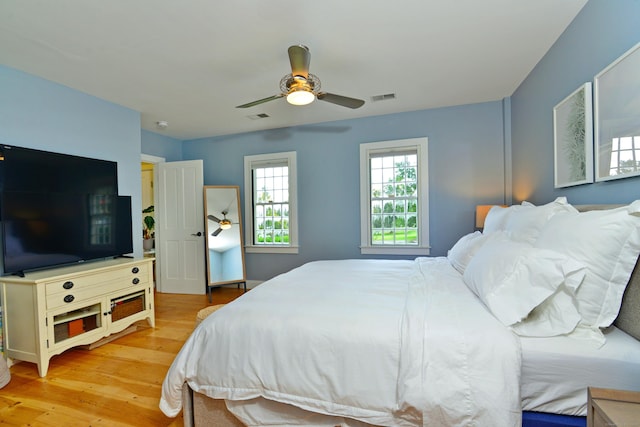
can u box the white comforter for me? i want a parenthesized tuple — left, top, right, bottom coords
(160, 258, 522, 426)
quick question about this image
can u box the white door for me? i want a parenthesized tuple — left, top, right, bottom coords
(155, 160, 206, 294)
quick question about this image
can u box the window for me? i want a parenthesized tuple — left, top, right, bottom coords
(360, 138, 429, 255)
(609, 136, 640, 176)
(244, 151, 298, 253)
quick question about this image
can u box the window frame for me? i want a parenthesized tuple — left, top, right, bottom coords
(359, 137, 430, 256)
(609, 135, 640, 177)
(244, 151, 299, 254)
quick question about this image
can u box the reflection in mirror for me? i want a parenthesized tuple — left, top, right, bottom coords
(204, 185, 246, 299)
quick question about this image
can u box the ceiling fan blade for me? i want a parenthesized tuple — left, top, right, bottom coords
(236, 94, 284, 109)
(212, 227, 223, 236)
(317, 93, 365, 109)
(208, 214, 221, 223)
(288, 45, 310, 79)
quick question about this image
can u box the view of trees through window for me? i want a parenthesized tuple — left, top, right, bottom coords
(253, 166, 289, 245)
(370, 152, 418, 245)
(609, 136, 640, 176)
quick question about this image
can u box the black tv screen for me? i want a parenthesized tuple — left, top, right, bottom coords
(1, 191, 133, 274)
(0, 145, 118, 194)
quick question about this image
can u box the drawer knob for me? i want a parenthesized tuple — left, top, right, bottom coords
(132, 267, 140, 274)
(63, 281, 74, 290)
(63, 295, 75, 303)
(132, 278, 140, 285)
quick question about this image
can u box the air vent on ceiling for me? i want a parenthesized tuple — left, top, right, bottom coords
(247, 113, 270, 120)
(371, 93, 396, 102)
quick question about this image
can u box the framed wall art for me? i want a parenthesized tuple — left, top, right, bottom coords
(553, 82, 593, 188)
(594, 41, 640, 182)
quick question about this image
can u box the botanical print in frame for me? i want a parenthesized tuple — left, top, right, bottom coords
(553, 82, 593, 188)
(594, 41, 640, 182)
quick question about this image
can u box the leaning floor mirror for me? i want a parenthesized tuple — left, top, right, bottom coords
(204, 185, 246, 301)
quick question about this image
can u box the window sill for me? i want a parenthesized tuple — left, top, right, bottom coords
(245, 245, 299, 254)
(360, 246, 430, 256)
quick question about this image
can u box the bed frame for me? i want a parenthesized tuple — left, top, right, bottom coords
(180, 205, 640, 427)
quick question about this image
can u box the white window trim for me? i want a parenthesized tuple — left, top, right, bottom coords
(244, 151, 299, 254)
(359, 137, 430, 256)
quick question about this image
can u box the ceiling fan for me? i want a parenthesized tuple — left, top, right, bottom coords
(208, 211, 233, 236)
(236, 45, 365, 110)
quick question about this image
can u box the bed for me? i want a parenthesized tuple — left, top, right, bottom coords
(160, 200, 640, 426)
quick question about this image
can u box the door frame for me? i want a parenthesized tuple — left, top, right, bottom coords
(141, 154, 165, 285)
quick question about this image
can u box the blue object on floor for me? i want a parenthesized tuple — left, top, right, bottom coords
(522, 411, 586, 427)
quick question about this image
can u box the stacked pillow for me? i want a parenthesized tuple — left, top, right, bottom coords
(534, 201, 640, 329)
(483, 197, 578, 243)
(447, 231, 490, 274)
(463, 234, 585, 335)
(448, 198, 640, 341)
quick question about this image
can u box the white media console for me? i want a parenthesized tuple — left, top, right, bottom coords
(0, 257, 155, 376)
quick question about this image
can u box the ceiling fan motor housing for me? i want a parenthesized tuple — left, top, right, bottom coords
(280, 73, 321, 95)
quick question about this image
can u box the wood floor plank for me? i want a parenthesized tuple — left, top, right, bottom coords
(0, 286, 247, 426)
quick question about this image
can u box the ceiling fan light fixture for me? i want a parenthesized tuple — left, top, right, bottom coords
(236, 47, 363, 109)
(287, 89, 315, 106)
(219, 221, 232, 230)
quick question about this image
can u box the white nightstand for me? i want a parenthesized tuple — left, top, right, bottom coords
(588, 387, 640, 427)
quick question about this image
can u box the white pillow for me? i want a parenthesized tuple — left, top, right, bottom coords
(534, 201, 640, 328)
(504, 197, 578, 244)
(447, 231, 490, 274)
(510, 284, 582, 337)
(463, 238, 586, 327)
(483, 205, 528, 234)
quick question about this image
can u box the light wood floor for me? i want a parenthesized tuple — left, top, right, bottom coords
(0, 286, 246, 427)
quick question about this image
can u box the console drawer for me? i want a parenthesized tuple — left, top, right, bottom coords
(46, 279, 148, 310)
(46, 263, 149, 296)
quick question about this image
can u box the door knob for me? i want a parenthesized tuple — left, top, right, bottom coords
(192, 232, 202, 236)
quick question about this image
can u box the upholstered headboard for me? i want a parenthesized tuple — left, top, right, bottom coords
(575, 204, 640, 341)
(615, 258, 640, 340)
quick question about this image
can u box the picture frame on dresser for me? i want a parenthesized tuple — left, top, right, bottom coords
(594, 41, 640, 182)
(553, 82, 594, 188)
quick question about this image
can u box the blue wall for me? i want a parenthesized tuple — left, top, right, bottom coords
(141, 129, 183, 162)
(10, 0, 636, 282)
(0, 64, 506, 282)
(184, 101, 507, 280)
(221, 245, 244, 280)
(511, 0, 640, 205)
(208, 246, 244, 282)
(0, 65, 144, 263)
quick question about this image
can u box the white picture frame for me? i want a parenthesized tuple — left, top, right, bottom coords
(553, 82, 593, 188)
(594, 41, 640, 182)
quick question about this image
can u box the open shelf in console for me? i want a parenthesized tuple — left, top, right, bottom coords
(53, 303, 102, 343)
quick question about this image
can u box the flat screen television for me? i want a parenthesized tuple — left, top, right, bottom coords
(1, 191, 133, 275)
(0, 145, 133, 275)
(0, 145, 118, 194)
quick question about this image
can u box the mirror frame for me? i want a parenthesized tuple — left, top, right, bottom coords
(203, 185, 246, 290)
(594, 41, 640, 182)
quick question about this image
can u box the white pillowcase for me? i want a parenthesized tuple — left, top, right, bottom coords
(482, 205, 527, 234)
(447, 231, 491, 274)
(534, 201, 640, 328)
(510, 284, 582, 337)
(503, 197, 578, 244)
(463, 237, 586, 327)
(482, 197, 577, 242)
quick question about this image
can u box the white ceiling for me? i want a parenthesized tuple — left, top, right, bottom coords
(0, 0, 587, 140)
